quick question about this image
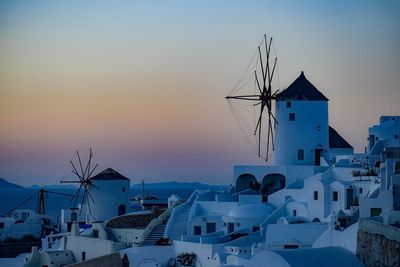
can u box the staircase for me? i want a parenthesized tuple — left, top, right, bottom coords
(142, 215, 170, 246)
(165, 204, 192, 241)
(104, 227, 118, 242)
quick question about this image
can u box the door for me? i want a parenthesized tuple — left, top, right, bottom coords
(346, 188, 354, 209)
(227, 222, 234, 233)
(315, 149, 323, 166)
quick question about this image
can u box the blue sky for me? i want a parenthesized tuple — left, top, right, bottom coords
(0, 0, 399, 186)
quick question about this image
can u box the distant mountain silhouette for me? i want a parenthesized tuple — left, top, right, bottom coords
(0, 178, 24, 189)
(131, 181, 225, 190)
(30, 184, 77, 189)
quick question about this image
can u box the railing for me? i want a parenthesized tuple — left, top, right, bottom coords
(165, 190, 201, 240)
(260, 198, 293, 235)
(140, 207, 173, 243)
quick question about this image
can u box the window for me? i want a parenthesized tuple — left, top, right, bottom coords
(227, 222, 234, 233)
(298, 149, 304, 160)
(118, 204, 126, 216)
(395, 134, 398, 140)
(82, 252, 86, 261)
(359, 188, 363, 194)
(252, 225, 260, 232)
(313, 191, 318, 200)
(286, 101, 292, 108)
(333, 191, 338, 201)
(122, 187, 125, 192)
(193, 225, 201, 235)
(370, 208, 382, 217)
(284, 244, 299, 250)
(93, 229, 99, 238)
(289, 113, 296, 121)
(292, 210, 297, 217)
(369, 134, 375, 148)
(206, 222, 216, 234)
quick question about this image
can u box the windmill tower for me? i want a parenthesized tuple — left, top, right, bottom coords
(226, 35, 329, 167)
(61, 149, 131, 222)
(87, 168, 130, 222)
(273, 72, 329, 166)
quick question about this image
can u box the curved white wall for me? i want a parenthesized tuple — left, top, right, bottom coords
(86, 179, 130, 222)
(273, 100, 329, 166)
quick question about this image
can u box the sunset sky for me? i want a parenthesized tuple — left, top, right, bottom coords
(0, 1, 399, 186)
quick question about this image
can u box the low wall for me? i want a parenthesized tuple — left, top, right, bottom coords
(66, 252, 129, 267)
(356, 218, 400, 267)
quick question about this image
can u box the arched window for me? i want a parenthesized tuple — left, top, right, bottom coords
(261, 173, 286, 195)
(235, 173, 257, 193)
(118, 204, 126, 216)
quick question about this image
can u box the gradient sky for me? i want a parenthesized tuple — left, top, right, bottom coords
(0, 0, 399, 186)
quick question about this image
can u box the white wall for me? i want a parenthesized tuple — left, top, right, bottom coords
(65, 235, 125, 262)
(273, 100, 329, 166)
(313, 222, 358, 253)
(368, 116, 400, 151)
(87, 179, 130, 222)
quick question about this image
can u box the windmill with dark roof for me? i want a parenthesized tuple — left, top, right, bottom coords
(61, 149, 131, 222)
(273, 71, 331, 166)
(226, 35, 352, 166)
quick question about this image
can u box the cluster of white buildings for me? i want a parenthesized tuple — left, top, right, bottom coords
(4, 72, 399, 267)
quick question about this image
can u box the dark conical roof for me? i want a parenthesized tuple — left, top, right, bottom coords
(329, 126, 353, 149)
(90, 168, 130, 181)
(276, 72, 329, 101)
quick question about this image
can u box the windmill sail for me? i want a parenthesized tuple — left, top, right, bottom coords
(226, 35, 280, 161)
(60, 148, 98, 218)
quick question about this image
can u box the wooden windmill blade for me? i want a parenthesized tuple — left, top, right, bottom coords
(226, 34, 279, 162)
(60, 148, 98, 217)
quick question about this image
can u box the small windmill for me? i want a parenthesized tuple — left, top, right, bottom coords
(60, 148, 99, 216)
(226, 34, 280, 161)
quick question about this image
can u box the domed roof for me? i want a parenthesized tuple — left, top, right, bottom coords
(90, 168, 130, 181)
(276, 72, 328, 101)
(228, 203, 274, 219)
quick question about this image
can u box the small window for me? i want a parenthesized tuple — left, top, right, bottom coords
(82, 252, 86, 261)
(370, 208, 382, 217)
(93, 229, 99, 238)
(227, 222, 234, 233)
(333, 191, 338, 201)
(286, 101, 291, 108)
(252, 225, 260, 232)
(313, 191, 318, 200)
(292, 210, 297, 217)
(284, 244, 299, 250)
(289, 113, 296, 121)
(359, 188, 363, 194)
(298, 149, 304, 160)
(395, 134, 399, 140)
(122, 187, 125, 192)
(193, 225, 201, 235)
(206, 222, 216, 234)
